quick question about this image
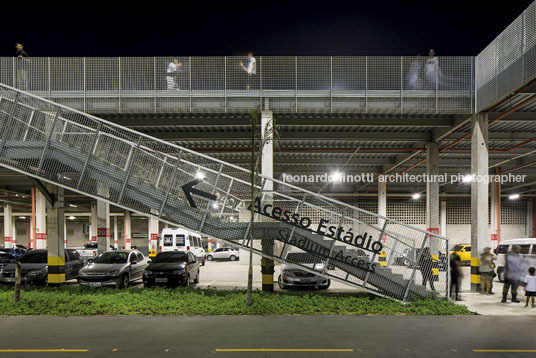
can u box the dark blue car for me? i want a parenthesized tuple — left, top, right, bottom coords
(0, 251, 16, 270)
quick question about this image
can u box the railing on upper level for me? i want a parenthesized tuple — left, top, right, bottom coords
(476, 0, 536, 112)
(0, 56, 475, 115)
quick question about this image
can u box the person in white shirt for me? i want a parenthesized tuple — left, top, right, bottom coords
(166, 59, 182, 90)
(425, 49, 443, 89)
(240, 52, 256, 90)
(523, 267, 536, 308)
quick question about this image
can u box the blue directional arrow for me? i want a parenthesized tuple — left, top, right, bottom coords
(182, 178, 218, 208)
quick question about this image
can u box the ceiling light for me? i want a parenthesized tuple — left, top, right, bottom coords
(412, 193, 421, 200)
(509, 194, 520, 200)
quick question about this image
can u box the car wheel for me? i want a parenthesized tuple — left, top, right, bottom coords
(207, 255, 214, 261)
(278, 275, 288, 290)
(319, 279, 331, 290)
(193, 270, 200, 284)
(497, 267, 505, 283)
(229, 255, 237, 261)
(119, 274, 129, 289)
(182, 274, 190, 287)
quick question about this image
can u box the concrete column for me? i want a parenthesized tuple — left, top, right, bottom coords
(426, 142, 440, 237)
(378, 181, 387, 217)
(90, 203, 97, 243)
(526, 201, 533, 239)
(63, 215, 67, 248)
(260, 110, 274, 292)
(148, 217, 159, 256)
(471, 113, 489, 292)
(440, 201, 447, 237)
(96, 200, 110, 254)
(35, 190, 47, 249)
(216, 240, 221, 249)
(123, 211, 132, 250)
(46, 184, 65, 284)
(113, 216, 119, 249)
(207, 238, 213, 252)
(12, 219, 17, 246)
(490, 175, 501, 249)
(3, 204, 13, 248)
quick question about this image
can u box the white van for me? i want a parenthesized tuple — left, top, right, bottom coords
(495, 238, 536, 282)
(159, 228, 206, 266)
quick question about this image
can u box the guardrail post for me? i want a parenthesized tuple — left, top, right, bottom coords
(118, 57, 122, 113)
(400, 56, 403, 114)
(12, 57, 16, 88)
(403, 232, 429, 302)
(295, 56, 298, 113)
(198, 164, 223, 232)
(77, 122, 102, 190)
(154, 57, 157, 113)
(47, 57, 51, 99)
(189, 56, 192, 112)
(365, 56, 368, 113)
(83, 58, 87, 113)
(330, 56, 333, 113)
(37, 111, 60, 175)
(117, 137, 142, 204)
(218, 178, 234, 218)
(224, 56, 227, 112)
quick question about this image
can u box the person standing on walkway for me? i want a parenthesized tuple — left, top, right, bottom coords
(240, 52, 256, 90)
(166, 59, 182, 90)
(419, 247, 436, 291)
(523, 267, 536, 308)
(15, 43, 30, 90)
(501, 245, 525, 303)
(479, 247, 495, 294)
(450, 251, 463, 301)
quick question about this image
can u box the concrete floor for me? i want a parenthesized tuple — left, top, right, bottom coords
(1, 316, 535, 358)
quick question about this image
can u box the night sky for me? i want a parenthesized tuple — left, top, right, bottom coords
(2, 0, 534, 57)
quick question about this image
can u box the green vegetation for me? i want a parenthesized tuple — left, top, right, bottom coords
(0, 286, 475, 316)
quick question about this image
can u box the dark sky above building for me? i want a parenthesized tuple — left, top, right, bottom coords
(2, 0, 534, 57)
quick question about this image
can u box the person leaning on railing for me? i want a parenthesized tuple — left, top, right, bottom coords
(240, 52, 256, 90)
(166, 58, 182, 90)
(15, 43, 30, 91)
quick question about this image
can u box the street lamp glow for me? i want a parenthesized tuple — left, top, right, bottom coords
(412, 193, 421, 200)
(462, 174, 473, 183)
(196, 171, 204, 180)
(509, 194, 520, 200)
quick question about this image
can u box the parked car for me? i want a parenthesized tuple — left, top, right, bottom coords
(206, 247, 239, 261)
(74, 242, 99, 262)
(449, 244, 471, 265)
(278, 249, 330, 290)
(143, 251, 200, 287)
(77, 250, 149, 288)
(494, 238, 536, 282)
(394, 248, 448, 271)
(0, 252, 16, 270)
(0, 249, 84, 285)
(159, 228, 206, 266)
(0, 247, 26, 258)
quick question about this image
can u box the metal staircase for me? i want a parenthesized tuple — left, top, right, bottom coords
(0, 83, 449, 302)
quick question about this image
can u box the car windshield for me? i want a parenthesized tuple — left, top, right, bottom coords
(84, 242, 98, 249)
(452, 245, 463, 251)
(19, 252, 47, 264)
(153, 252, 188, 263)
(93, 252, 128, 264)
(285, 252, 323, 264)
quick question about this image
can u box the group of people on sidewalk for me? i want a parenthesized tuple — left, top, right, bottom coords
(449, 244, 536, 308)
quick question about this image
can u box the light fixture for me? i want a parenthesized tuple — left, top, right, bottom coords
(330, 171, 342, 182)
(68, 216, 76, 220)
(18, 216, 26, 219)
(196, 171, 204, 180)
(229, 216, 235, 222)
(63, 176, 72, 181)
(509, 194, 520, 200)
(412, 193, 421, 200)
(69, 204, 78, 208)
(212, 203, 219, 210)
(462, 174, 473, 183)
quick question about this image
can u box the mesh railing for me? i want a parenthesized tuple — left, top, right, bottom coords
(0, 83, 449, 301)
(0, 56, 474, 115)
(476, 0, 536, 111)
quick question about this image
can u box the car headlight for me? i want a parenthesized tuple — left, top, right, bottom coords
(172, 269, 185, 275)
(27, 270, 43, 276)
(109, 270, 120, 276)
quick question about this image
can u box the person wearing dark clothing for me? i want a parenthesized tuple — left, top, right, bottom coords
(450, 252, 463, 300)
(419, 247, 436, 291)
(502, 245, 525, 303)
(15, 43, 30, 90)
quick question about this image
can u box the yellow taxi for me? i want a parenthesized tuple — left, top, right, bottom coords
(449, 244, 471, 265)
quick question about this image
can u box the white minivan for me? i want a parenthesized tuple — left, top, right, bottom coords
(159, 228, 206, 266)
(495, 238, 536, 282)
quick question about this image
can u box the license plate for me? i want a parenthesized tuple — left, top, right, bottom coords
(155, 278, 168, 283)
(4, 277, 15, 282)
(89, 282, 102, 287)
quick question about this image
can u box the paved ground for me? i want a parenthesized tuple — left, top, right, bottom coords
(1, 316, 535, 357)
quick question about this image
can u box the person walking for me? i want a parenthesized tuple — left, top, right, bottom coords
(523, 267, 536, 308)
(15, 43, 30, 90)
(240, 52, 256, 90)
(479, 247, 495, 294)
(450, 251, 463, 301)
(419, 247, 436, 291)
(501, 245, 525, 303)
